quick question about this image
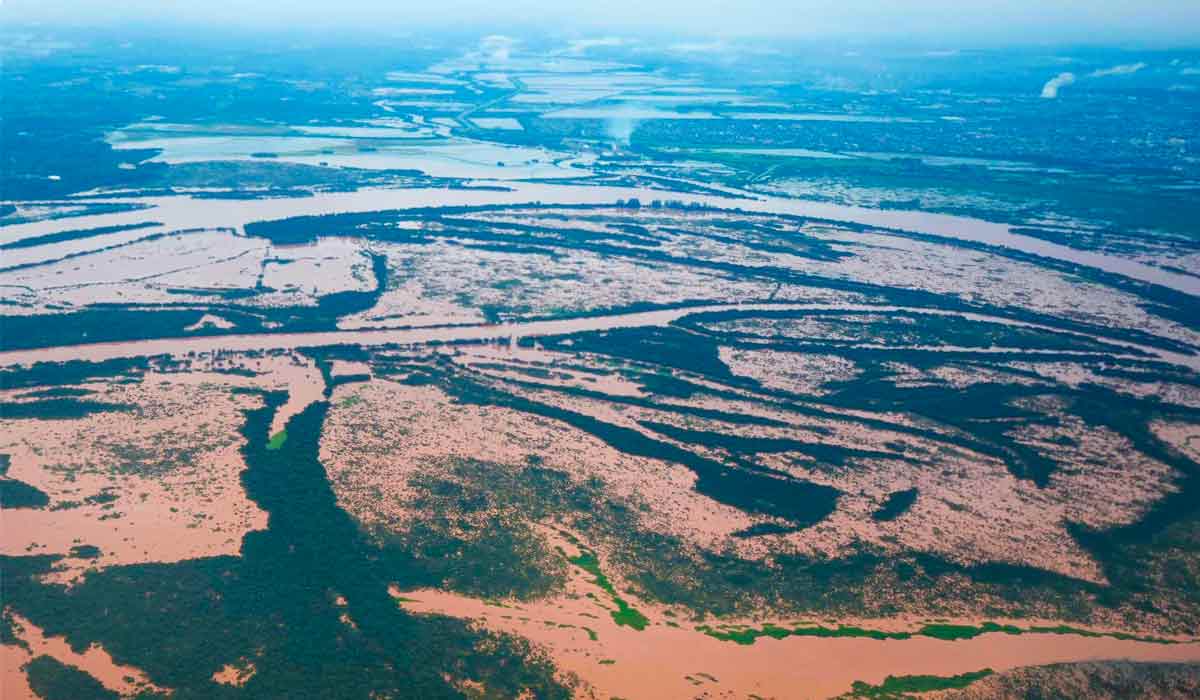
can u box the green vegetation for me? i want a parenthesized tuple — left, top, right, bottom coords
(0, 358, 150, 391)
(6, 40, 1200, 695)
(694, 308, 1138, 356)
(15, 387, 96, 400)
(1, 608, 25, 649)
(0, 399, 132, 420)
(1023, 624, 1177, 644)
(0, 221, 162, 251)
(0, 391, 572, 699)
(697, 620, 1178, 646)
(568, 551, 649, 631)
(934, 661, 1200, 698)
(0, 309, 249, 352)
(698, 623, 910, 645)
(69, 545, 102, 559)
(24, 655, 121, 700)
(431, 361, 1194, 631)
(0, 253, 387, 353)
(376, 458, 570, 600)
(1, 478, 50, 509)
(446, 373, 842, 528)
(872, 488, 918, 522)
(842, 669, 994, 699)
(265, 430, 288, 450)
(919, 622, 1022, 640)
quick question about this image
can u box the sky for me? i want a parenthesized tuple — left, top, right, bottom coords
(4, 0, 1200, 45)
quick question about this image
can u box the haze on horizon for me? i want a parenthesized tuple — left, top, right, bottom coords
(4, 0, 1200, 45)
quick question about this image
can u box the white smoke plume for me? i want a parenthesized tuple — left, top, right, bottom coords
(1042, 61, 1151, 98)
(605, 104, 642, 147)
(478, 35, 516, 63)
(562, 37, 625, 56)
(1040, 72, 1076, 98)
(1088, 62, 1146, 77)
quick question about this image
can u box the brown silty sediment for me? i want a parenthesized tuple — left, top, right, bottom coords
(389, 526, 1200, 700)
(212, 659, 258, 687)
(2, 613, 167, 698)
(0, 353, 322, 583)
(465, 355, 1178, 583)
(320, 378, 760, 555)
(319, 338, 1189, 585)
(718, 346, 861, 395)
(9, 203, 1196, 354)
(1153, 421, 1200, 464)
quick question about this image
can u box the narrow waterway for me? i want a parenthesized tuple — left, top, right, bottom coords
(2, 302, 1195, 371)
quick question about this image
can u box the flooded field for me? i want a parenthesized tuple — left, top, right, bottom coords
(4, 182, 1196, 294)
(4, 23, 1200, 700)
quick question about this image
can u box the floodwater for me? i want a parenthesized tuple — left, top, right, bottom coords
(3, 613, 165, 698)
(1, 302, 1195, 372)
(391, 527, 1200, 700)
(3, 181, 1195, 295)
(399, 587, 1200, 699)
(730, 112, 928, 123)
(712, 147, 855, 159)
(106, 126, 589, 180)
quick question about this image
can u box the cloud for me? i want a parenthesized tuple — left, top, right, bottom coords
(1087, 62, 1146, 78)
(1040, 72, 1076, 98)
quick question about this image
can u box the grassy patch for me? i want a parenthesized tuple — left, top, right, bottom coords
(843, 669, 993, 698)
(568, 551, 649, 631)
(266, 430, 288, 450)
(698, 620, 1179, 645)
(919, 621, 1022, 640)
(698, 623, 910, 645)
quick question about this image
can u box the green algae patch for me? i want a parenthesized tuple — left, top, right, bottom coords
(699, 619, 1180, 646)
(843, 669, 993, 698)
(918, 621, 1021, 640)
(266, 430, 287, 450)
(1025, 624, 1175, 644)
(611, 603, 650, 631)
(698, 623, 911, 645)
(568, 550, 649, 631)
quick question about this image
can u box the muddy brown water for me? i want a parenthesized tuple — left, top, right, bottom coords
(3, 182, 1197, 295)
